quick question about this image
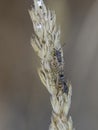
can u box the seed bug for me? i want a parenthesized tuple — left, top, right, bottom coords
(54, 48, 62, 63)
(57, 73, 69, 94)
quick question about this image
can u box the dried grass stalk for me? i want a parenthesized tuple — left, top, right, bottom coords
(29, 0, 75, 130)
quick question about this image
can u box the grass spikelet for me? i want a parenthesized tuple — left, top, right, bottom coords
(29, 0, 75, 129)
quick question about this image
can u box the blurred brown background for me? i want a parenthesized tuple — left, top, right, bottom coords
(0, 0, 98, 130)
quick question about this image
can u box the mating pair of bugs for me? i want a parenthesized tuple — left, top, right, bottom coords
(51, 48, 69, 94)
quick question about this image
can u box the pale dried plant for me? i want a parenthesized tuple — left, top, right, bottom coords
(29, 0, 75, 130)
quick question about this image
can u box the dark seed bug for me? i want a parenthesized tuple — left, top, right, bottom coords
(58, 73, 69, 94)
(53, 48, 62, 63)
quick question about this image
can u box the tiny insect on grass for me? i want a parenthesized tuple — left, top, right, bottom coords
(55, 49, 62, 63)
